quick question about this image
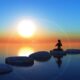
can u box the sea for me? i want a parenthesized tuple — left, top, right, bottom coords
(0, 42, 80, 80)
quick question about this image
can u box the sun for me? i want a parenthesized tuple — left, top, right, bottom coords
(17, 19, 36, 38)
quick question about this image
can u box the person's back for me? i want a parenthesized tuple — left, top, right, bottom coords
(56, 40, 62, 49)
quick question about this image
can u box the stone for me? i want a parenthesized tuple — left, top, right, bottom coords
(0, 64, 12, 75)
(29, 51, 51, 62)
(5, 57, 34, 67)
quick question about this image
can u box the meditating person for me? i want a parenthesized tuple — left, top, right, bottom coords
(56, 40, 62, 50)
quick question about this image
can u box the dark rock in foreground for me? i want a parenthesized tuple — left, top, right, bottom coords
(65, 49, 80, 54)
(0, 64, 13, 75)
(5, 57, 34, 67)
(29, 51, 51, 62)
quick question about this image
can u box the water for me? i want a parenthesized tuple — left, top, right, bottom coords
(0, 43, 80, 80)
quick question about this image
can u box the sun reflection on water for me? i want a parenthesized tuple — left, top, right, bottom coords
(18, 47, 34, 57)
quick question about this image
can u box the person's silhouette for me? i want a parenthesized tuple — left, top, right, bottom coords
(56, 40, 62, 50)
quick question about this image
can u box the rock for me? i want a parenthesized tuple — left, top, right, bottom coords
(50, 50, 66, 56)
(29, 51, 51, 62)
(65, 49, 80, 54)
(5, 57, 34, 67)
(53, 48, 63, 51)
(0, 64, 13, 75)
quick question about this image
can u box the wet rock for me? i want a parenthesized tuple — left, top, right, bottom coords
(5, 57, 34, 67)
(0, 64, 12, 75)
(65, 49, 80, 54)
(29, 51, 51, 62)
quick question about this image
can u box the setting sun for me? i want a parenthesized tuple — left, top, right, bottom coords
(17, 19, 36, 38)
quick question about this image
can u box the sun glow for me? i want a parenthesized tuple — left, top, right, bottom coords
(18, 47, 34, 57)
(17, 19, 36, 38)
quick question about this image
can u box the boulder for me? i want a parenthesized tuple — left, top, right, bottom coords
(53, 48, 63, 51)
(65, 49, 80, 54)
(50, 50, 66, 56)
(29, 51, 51, 62)
(0, 64, 12, 75)
(5, 57, 34, 67)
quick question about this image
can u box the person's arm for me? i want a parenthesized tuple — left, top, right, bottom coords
(56, 43, 58, 46)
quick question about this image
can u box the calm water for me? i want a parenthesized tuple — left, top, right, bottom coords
(0, 43, 80, 80)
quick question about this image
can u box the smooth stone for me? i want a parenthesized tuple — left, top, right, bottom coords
(29, 51, 51, 62)
(53, 48, 63, 51)
(5, 57, 34, 67)
(50, 49, 66, 56)
(65, 49, 80, 54)
(0, 64, 12, 75)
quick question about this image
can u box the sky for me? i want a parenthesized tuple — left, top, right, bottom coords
(0, 0, 80, 42)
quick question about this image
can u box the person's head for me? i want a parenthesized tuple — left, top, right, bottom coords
(58, 39, 61, 42)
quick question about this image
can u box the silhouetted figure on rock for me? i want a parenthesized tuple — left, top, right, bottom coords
(56, 40, 62, 50)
